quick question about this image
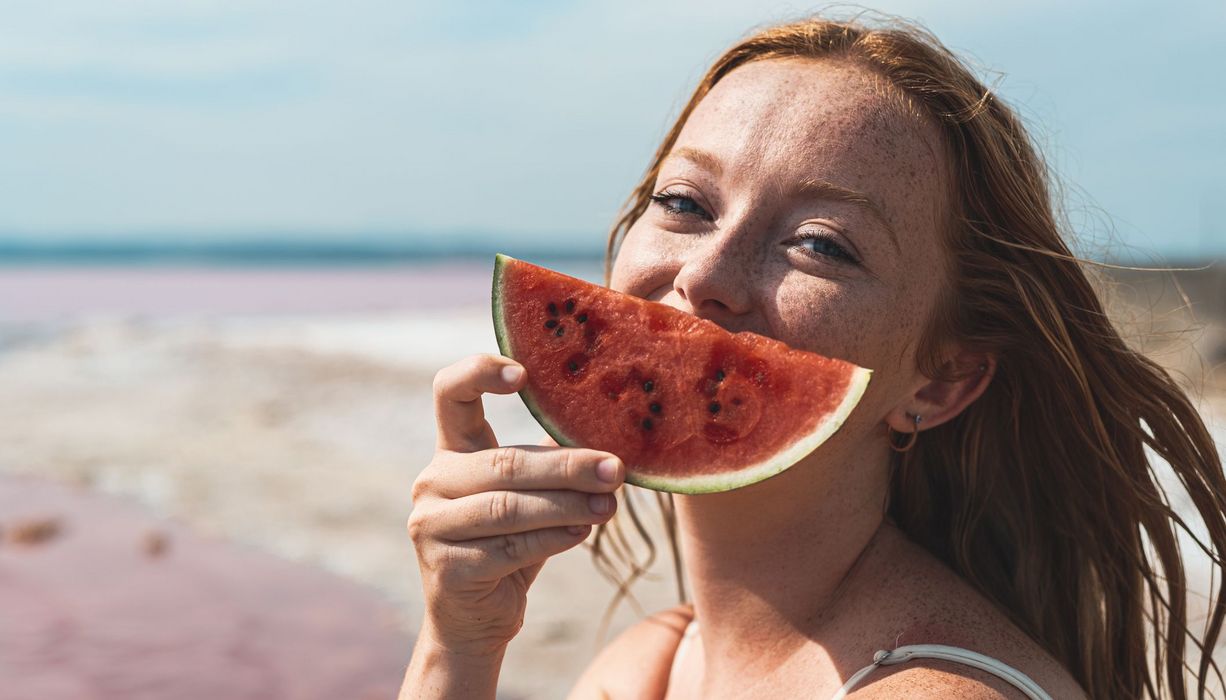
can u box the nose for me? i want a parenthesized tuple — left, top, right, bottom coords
(672, 234, 755, 323)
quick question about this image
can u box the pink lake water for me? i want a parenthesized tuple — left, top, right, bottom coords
(0, 475, 414, 700)
(0, 261, 606, 320)
(0, 264, 497, 319)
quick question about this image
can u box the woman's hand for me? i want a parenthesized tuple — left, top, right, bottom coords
(402, 354, 623, 698)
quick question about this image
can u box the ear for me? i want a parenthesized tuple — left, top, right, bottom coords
(885, 350, 996, 434)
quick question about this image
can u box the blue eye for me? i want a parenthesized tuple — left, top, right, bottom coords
(793, 232, 859, 265)
(649, 190, 711, 220)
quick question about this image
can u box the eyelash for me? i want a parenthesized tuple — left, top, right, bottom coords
(649, 189, 712, 220)
(649, 189, 860, 266)
(789, 230, 860, 266)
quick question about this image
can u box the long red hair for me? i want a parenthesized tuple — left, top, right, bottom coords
(594, 14, 1226, 699)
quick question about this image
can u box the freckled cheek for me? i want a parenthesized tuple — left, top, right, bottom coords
(609, 224, 681, 297)
(773, 284, 913, 375)
(773, 285, 866, 361)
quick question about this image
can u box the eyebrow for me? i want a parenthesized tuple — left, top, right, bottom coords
(796, 178, 901, 253)
(664, 147, 724, 178)
(663, 147, 901, 254)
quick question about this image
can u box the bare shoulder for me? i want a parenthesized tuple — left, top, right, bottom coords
(843, 528, 1088, 699)
(845, 664, 1019, 699)
(567, 604, 694, 700)
(844, 658, 1085, 699)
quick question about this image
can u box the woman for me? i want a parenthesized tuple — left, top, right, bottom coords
(402, 15, 1226, 699)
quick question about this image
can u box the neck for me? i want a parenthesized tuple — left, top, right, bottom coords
(676, 449, 889, 674)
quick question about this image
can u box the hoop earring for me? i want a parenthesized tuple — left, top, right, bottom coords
(889, 414, 923, 453)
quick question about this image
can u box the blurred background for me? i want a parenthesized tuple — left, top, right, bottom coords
(0, 1, 1222, 698)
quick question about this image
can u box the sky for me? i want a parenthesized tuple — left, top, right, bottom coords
(1, 0, 1223, 260)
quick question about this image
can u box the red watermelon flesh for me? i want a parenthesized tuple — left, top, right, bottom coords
(492, 255, 871, 494)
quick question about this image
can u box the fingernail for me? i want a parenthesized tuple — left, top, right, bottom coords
(589, 494, 612, 515)
(501, 365, 524, 384)
(568, 525, 588, 536)
(596, 458, 620, 483)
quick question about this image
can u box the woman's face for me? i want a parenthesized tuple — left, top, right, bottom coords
(611, 58, 951, 432)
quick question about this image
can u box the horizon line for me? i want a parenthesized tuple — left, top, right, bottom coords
(0, 236, 1219, 267)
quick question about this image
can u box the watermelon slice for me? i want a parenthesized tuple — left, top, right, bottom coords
(491, 254, 871, 494)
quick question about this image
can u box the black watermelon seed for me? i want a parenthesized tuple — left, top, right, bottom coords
(547, 302, 558, 316)
(732, 398, 743, 406)
(576, 313, 588, 323)
(555, 326, 565, 337)
(565, 299, 576, 313)
(715, 369, 726, 382)
(565, 353, 589, 377)
(649, 402, 661, 414)
(709, 401, 721, 414)
(641, 417, 654, 431)
(544, 319, 559, 329)
(643, 380, 654, 393)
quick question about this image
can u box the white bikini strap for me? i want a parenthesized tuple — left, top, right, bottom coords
(829, 644, 1054, 700)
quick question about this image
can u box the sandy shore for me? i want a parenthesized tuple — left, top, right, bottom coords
(0, 303, 678, 698)
(0, 263, 1222, 697)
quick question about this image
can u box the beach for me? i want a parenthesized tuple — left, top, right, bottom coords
(0, 261, 681, 699)
(0, 261, 1222, 698)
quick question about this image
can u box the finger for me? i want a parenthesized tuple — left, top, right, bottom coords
(432, 489, 616, 541)
(433, 355, 526, 452)
(429, 446, 623, 498)
(448, 525, 593, 581)
(538, 435, 560, 447)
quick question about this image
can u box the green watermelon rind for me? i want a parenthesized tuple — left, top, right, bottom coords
(492, 253, 872, 495)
